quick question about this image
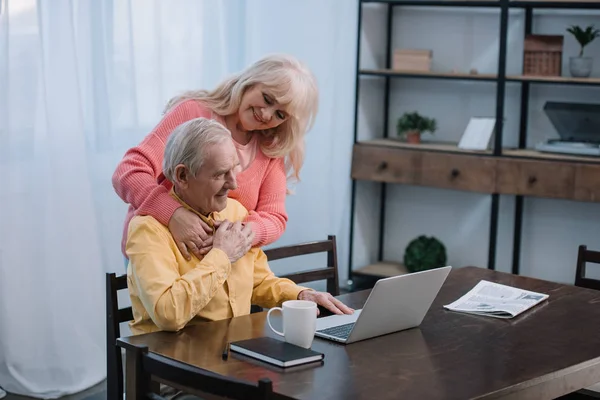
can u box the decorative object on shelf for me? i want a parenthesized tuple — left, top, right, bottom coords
(403, 235, 447, 273)
(393, 49, 432, 72)
(535, 101, 600, 157)
(566, 24, 599, 78)
(458, 117, 496, 151)
(523, 34, 564, 77)
(396, 111, 437, 144)
(469, 68, 479, 75)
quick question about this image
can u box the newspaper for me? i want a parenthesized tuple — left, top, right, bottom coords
(443, 280, 549, 319)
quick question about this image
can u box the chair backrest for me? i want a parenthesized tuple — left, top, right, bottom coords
(264, 235, 340, 296)
(130, 345, 273, 400)
(106, 272, 134, 400)
(575, 245, 600, 291)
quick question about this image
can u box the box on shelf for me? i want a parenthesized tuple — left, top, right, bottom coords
(393, 49, 432, 72)
(523, 35, 563, 77)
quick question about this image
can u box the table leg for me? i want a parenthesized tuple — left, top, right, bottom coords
(125, 347, 150, 400)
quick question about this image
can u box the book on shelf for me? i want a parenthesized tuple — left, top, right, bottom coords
(229, 337, 324, 368)
(443, 280, 549, 319)
(458, 117, 496, 151)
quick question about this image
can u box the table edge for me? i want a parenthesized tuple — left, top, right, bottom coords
(482, 356, 600, 399)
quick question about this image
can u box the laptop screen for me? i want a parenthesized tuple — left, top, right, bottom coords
(543, 102, 600, 144)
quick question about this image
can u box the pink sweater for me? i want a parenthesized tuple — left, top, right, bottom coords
(112, 100, 288, 256)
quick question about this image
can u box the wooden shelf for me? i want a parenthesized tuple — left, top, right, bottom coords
(507, 75, 600, 86)
(503, 148, 600, 164)
(360, 71, 600, 85)
(359, 140, 600, 164)
(361, 0, 600, 7)
(361, 0, 501, 6)
(359, 138, 493, 155)
(353, 261, 410, 278)
(352, 140, 497, 193)
(509, 0, 600, 8)
(360, 69, 498, 82)
(513, 0, 600, 2)
(352, 142, 600, 201)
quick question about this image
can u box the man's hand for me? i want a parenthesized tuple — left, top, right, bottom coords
(168, 207, 214, 261)
(213, 220, 254, 263)
(298, 290, 354, 316)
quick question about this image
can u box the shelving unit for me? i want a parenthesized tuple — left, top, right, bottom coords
(361, 68, 499, 81)
(507, 75, 600, 85)
(347, 0, 600, 289)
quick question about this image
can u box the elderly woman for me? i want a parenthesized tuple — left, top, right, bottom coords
(113, 54, 319, 261)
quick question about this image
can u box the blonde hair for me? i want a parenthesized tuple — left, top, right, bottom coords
(164, 54, 319, 182)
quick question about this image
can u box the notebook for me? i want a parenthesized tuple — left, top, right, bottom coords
(229, 337, 324, 368)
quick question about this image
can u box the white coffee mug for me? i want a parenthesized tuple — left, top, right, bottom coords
(267, 300, 317, 349)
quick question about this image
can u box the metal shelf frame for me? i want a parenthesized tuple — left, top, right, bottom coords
(347, 0, 600, 288)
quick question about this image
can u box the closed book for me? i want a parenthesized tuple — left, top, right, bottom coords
(229, 337, 324, 368)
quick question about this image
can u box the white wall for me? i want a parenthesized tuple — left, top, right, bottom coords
(353, 4, 600, 285)
(219, 1, 359, 289)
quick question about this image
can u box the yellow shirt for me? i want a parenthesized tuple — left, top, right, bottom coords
(126, 194, 306, 335)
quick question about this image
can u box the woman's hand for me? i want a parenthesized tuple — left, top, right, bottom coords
(168, 207, 214, 260)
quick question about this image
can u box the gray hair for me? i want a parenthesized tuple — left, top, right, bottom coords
(163, 118, 231, 182)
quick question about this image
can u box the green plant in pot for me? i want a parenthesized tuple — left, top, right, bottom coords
(403, 235, 447, 273)
(396, 112, 437, 144)
(566, 24, 600, 78)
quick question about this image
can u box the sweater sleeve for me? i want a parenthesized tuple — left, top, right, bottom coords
(112, 100, 211, 226)
(245, 158, 288, 247)
(251, 248, 307, 308)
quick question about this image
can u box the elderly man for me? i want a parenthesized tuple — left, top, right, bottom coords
(126, 117, 352, 336)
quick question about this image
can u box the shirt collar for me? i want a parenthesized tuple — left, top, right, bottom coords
(169, 189, 218, 231)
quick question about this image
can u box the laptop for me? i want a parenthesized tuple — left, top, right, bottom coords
(535, 102, 600, 157)
(315, 266, 451, 344)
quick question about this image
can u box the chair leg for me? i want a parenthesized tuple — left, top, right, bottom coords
(107, 348, 119, 400)
(107, 368, 118, 400)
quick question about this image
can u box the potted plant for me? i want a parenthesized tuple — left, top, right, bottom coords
(566, 24, 600, 78)
(396, 111, 437, 144)
(403, 235, 447, 273)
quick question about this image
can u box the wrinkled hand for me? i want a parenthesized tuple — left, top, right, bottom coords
(213, 220, 254, 263)
(298, 290, 354, 316)
(168, 207, 214, 260)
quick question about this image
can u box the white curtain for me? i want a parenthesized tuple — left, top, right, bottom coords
(0, 0, 251, 397)
(0, 0, 356, 397)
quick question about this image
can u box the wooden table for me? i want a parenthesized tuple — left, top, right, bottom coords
(118, 266, 600, 399)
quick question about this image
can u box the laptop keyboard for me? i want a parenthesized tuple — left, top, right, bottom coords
(317, 322, 355, 340)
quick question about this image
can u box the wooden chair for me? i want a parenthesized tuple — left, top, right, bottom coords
(571, 245, 600, 399)
(106, 272, 133, 400)
(575, 245, 600, 291)
(129, 344, 273, 400)
(265, 235, 340, 295)
(250, 235, 340, 314)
